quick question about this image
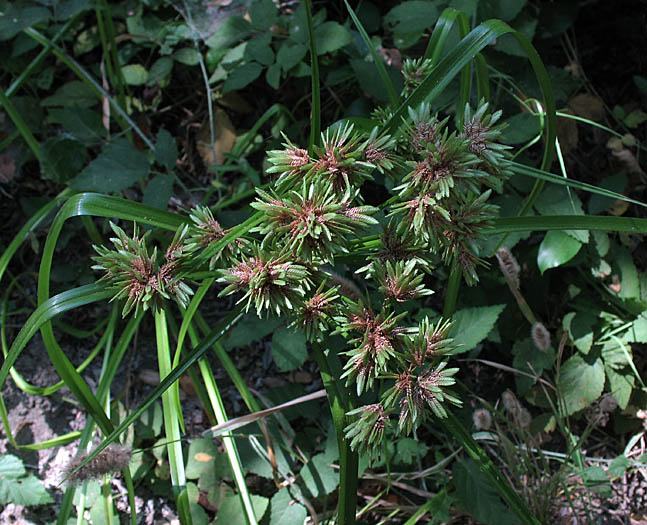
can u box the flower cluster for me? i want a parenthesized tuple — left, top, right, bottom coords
(92, 223, 194, 317)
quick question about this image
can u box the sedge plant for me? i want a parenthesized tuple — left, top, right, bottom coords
(3, 2, 647, 525)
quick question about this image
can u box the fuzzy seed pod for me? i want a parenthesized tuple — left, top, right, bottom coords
(496, 247, 520, 289)
(62, 444, 132, 485)
(531, 322, 551, 352)
(472, 408, 492, 430)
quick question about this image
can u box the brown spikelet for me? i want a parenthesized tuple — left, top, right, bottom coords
(472, 408, 492, 430)
(531, 322, 551, 352)
(62, 444, 132, 485)
(496, 247, 520, 289)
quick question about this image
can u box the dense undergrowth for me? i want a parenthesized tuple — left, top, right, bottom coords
(1, 1, 647, 524)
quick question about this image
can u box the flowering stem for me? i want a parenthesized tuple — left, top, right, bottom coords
(313, 343, 358, 525)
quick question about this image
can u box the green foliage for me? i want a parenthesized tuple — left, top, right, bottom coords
(0, 454, 52, 506)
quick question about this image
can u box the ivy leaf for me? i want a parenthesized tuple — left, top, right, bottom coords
(449, 305, 506, 354)
(271, 327, 307, 371)
(559, 354, 605, 414)
(537, 230, 581, 274)
(0, 455, 52, 506)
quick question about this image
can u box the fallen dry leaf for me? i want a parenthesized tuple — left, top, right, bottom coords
(196, 108, 236, 167)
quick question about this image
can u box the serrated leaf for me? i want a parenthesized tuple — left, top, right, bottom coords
(300, 454, 339, 498)
(270, 487, 307, 525)
(216, 493, 268, 524)
(122, 64, 149, 86)
(41, 136, 87, 183)
(449, 305, 506, 354)
(453, 459, 518, 525)
(271, 327, 307, 371)
(0, 455, 25, 479)
(559, 354, 605, 414)
(384, 1, 439, 35)
(537, 230, 581, 274)
(314, 21, 352, 55)
(563, 312, 596, 354)
(223, 61, 264, 93)
(70, 137, 150, 193)
(395, 437, 428, 465)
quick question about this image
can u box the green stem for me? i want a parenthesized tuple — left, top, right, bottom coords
(443, 264, 462, 318)
(442, 411, 540, 525)
(313, 344, 358, 525)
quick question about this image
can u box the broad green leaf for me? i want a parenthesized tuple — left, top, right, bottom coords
(185, 439, 219, 479)
(0, 5, 50, 41)
(271, 327, 307, 371)
(247, 35, 275, 66)
(250, 0, 278, 30)
(500, 112, 541, 144)
(479, 0, 527, 21)
(634, 75, 647, 96)
(48, 107, 106, 143)
(148, 57, 174, 85)
(605, 365, 633, 410)
(276, 42, 307, 71)
(143, 174, 174, 209)
(535, 185, 588, 243)
(350, 58, 403, 102)
(613, 247, 640, 299)
(42, 80, 97, 108)
(70, 137, 150, 193)
(537, 230, 581, 274)
(0, 455, 25, 478)
(495, 11, 537, 56)
(122, 64, 149, 85)
(269, 487, 307, 525)
(453, 459, 518, 525)
(136, 401, 163, 439)
(41, 136, 87, 183)
(449, 305, 506, 354)
(155, 129, 178, 172)
(223, 313, 283, 349)
(384, 1, 439, 35)
(0, 455, 52, 506)
(186, 482, 210, 525)
(559, 354, 605, 414)
(300, 453, 339, 498)
(173, 48, 201, 66)
(588, 173, 628, 215)
(512, 338, 554, 395)
(216, 493, 268, 524)
(563, 311, 596, 354)
(223, 62, 264, 93)
(314, 21, 352, 55)
(266, 63, 281, 89)
(608, 455, 631, 477)
(205, 16, 251, 50)
(627, 315, 647, 343)
(395, 437, 429, 464)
